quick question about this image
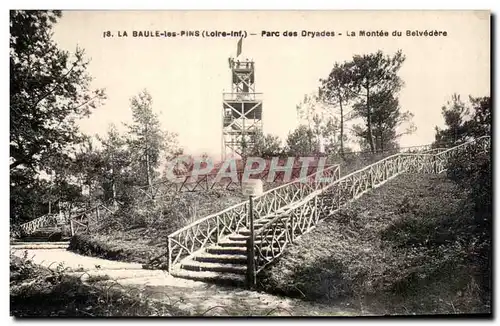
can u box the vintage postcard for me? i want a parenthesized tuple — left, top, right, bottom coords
(10, 10, 491, 317)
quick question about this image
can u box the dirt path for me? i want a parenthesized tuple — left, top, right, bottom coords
(10, 248, 367, 316)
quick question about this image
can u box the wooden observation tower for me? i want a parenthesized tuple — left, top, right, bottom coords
(222, 53, 263, 159)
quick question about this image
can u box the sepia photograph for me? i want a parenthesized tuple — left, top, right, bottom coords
(9, 10, 491, 317)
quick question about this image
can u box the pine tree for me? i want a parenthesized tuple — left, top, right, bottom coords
(126, 90, 165, 189)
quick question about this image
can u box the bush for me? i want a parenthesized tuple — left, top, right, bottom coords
(68, 233, 166, 265)
(445, 145, 492, 303)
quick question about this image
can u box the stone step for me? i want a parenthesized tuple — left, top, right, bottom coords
(206, 245, 280, 256)
(27, 230, 62, 235)
(206, 246, 247, 255)
(228, 234, 275, 241)
(180, 259, 247, 275)
(171, 269, 246, 286)
(11, 241, 69, 246)
(15, 236, 71, 242)
(254, 221, 288, 228)
(24, 228, 69, 237)
(219, 240, 248, 247)
(218, 239, 287, 248)
(10, 242, 69, 249)
(238, 227, 287, 236)
(193, 252, 247, 265)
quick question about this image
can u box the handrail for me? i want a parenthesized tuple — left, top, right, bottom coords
(253, 152, 403, 237)
(165, 164, 341, 269)
(165, 138, 477, 270)
(168, 164, 340, 238)
(19, 213, 58, 235)
(135, 164, 339, 194)
(249, 136, 490, 276)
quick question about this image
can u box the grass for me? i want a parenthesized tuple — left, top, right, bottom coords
(258, 173, 491, 315)
(69, 189, 246, 265)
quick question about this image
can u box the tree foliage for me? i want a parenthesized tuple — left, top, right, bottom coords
(318, 61, 356, 156)
(434, 94, 491, 147)
(312, 50, 413, 156)
(126, 90, 166, 187)
(352, 90, 415, 151)
(440, 94, 492, 301)
(10, 10, 105, 223)
(10, 10, 105, 172)
(248, 130, 283, 158)
(98, 125, 134, 205)
(295, 94, 342, 155)
(349, 50, 407, 152)
(285, 125, 320, 156)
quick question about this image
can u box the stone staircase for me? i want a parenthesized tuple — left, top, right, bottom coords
(170, 195, 337, 285)
(170, 215, 292, 286)
(11, 225, 70, 249)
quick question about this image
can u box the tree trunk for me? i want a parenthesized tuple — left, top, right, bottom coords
(144, 123, 152, 194)
(339, 94, 345, 158)
(111, 172, 117, 207)
(111, 152, 117, 207)
(366, 85, 375, 153)
(146, 151, 152, 187)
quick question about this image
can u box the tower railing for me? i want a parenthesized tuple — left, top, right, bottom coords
(223, 92, 263, 101)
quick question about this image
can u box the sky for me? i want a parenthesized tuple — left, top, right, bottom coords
(52, 10, 490, 158)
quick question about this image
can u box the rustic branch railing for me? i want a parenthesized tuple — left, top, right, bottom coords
(69, 203, 115, 235)
(166, 164, 341, 270)
(249, 136, 490, 277)
(19, 213, 59, 236)
(17, 201, 117, 237)
(136, 164, 341, 202)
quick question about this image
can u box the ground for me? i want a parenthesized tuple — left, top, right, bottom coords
(10, 248, 363, 316)
(13, 163, 491, 316)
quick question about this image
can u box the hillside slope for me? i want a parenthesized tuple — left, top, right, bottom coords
(259, 173, 490, 315)
(69, 190, 245, 264)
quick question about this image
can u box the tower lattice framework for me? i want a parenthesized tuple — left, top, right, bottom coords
(222, 58, 263, 159)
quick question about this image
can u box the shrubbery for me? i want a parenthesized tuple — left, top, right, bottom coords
(445, 144, 492, 304)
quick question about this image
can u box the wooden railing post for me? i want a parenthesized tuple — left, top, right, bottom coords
(246, 195, 256, 289)
(290, 212, 295, 243)
(246, 238, 256, 289)
(70, 219, 74, 236)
